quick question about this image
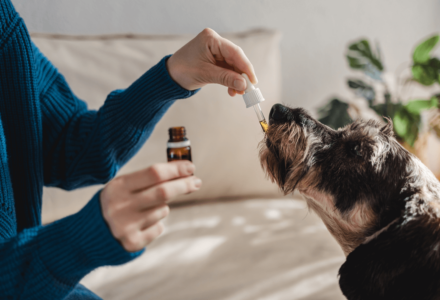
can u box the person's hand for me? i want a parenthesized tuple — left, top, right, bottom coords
(100, 161, 201, 252)
(167, 28, 258, 97)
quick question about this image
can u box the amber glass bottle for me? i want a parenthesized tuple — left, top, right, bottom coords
(167, 127, 192, 162)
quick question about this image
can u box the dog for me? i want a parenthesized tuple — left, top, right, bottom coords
(259, 103, 440, 300)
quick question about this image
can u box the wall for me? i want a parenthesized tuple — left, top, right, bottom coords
(12, 0, 440, 111)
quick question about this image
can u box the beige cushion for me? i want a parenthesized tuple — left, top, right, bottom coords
(32, 30, 283, 224)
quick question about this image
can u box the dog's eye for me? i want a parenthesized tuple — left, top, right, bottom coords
(350, 145, 362, 157)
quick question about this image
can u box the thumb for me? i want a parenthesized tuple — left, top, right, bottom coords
(207, 65, 247, 92)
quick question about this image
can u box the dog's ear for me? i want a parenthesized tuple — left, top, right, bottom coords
(339, 214, 440, 300)
(380, 118, 394, 137)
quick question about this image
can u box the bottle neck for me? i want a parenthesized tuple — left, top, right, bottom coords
(168, 136, 188, 142)
(168, 127, 187, 142)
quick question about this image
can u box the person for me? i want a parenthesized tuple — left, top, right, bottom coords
(0, 1, 257, 299)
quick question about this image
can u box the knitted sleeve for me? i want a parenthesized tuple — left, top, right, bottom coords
(34, 43, 198, 189)
(0, 191, 143, 299)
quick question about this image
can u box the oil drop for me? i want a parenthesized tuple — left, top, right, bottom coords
(259, 120, 269, 132)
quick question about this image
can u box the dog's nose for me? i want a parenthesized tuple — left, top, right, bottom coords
(269, 104, 290, 124)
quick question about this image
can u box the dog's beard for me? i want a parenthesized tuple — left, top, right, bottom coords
(259, 122, 311, 194)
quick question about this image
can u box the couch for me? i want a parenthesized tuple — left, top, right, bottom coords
(33, 30, 345, 300)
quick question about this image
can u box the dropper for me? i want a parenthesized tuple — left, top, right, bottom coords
(241, 73, 268, 132)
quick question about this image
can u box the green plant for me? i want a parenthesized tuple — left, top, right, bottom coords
(317, 98, 352, 130)
(318, 34, 440, 147)
(412, 35, 440, 86)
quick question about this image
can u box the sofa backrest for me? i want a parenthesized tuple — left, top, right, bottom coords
(32, 30, 284, 224)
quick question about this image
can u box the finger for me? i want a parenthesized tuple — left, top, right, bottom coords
(206, 64, 248, 92)
(228, 88, 246, 97)
(216, 37, 258, 84)
(140, 205, 169, 231)
(141, 221, 165, 246)
(122, 161, 195, 192)
(134, 176, 202, 210)
(215, 60, 234, 71)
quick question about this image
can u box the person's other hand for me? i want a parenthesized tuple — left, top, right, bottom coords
(100, 161, 201, 252)
(167, 28, 257, 97)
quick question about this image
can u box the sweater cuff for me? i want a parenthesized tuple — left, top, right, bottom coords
(38, 191, 143, 284)
(123, 55, 199, 101)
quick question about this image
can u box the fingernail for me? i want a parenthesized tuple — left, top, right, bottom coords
(194, 178, 202, 189)
(234, 79, 246, 91)
(186, 164, 195, 174)
(253, 75, 259, 84)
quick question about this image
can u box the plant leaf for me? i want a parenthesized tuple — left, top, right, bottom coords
(347, 78, 375, 104)
(412, 57, 440, 86)
(412, 64, 436, 85)
(371, 102, 402, 119)
(413, 35, 439, 64)
(346, 55, 364, 69)
(318, 98, 352, 130)
(393, 107, 420, 147)
(405, 97, 438, 114)
(391, 97, 437, 147)
(346, 39, 384, 80)
(393, 108, 408, 137)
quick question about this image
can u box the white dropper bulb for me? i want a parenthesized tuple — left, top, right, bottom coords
(241, 73, 268, 132)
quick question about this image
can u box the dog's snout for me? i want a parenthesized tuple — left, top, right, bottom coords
(269, 104, 290, 124)
(268, 105, 322, 132)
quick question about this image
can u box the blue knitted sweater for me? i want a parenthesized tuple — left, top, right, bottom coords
(0, 1, 197, 299)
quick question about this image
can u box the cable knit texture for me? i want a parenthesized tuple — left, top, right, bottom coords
(0, 1, 198, 299)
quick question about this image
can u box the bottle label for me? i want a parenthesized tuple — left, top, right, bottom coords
(167, 141, 191, 148)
